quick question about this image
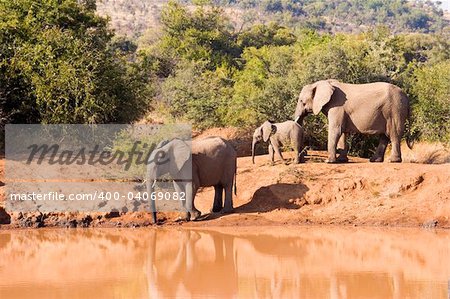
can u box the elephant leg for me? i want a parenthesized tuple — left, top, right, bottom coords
(183, 182, 201, 221)
(370, 134, 389, 162)
(336, 133, 349, 163)
(272, 143, 286, 164)
(389, 134, 402, 163)
(268, 143, 275, 164)
(294, 143, 304, 163)
(327, 126, 341, 163)
(146, 179, 157, 224)
(211, 184, 223, 213)
(294, 147, 300, 164)
(174, 181, 190, 221)
(222, 185, 233, 213)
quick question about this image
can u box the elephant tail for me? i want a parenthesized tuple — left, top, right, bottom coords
(233, 160, 237, 196)
(406, 132, 414, 150)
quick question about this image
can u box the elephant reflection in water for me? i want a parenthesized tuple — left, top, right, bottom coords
(328, 271, 407, 299)
(143, 230, 307, 298)
(143, 229, 416, 298)
(144, 229, 238, 298)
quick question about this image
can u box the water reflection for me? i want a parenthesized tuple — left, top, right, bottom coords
(0, 227, 449, 298)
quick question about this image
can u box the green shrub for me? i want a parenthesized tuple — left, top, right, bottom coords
(161, 61, 233, 129)
(226, 45, 300, 128)
(0, 0, 149, 125)
(410, 61, 450, 143)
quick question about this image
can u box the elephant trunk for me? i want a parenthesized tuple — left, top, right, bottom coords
(252, 139, 257, 164)
(146, 179, 157, 224)
(294, 101, 308, 125)
(294, 114, 304, 125)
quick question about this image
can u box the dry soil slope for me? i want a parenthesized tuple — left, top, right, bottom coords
(187, 150, 450, 228)
(1, 150, 449, 228)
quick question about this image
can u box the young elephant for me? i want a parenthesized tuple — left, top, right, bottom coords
(146, 136, 237, 223)
(252, 120, 305, 164)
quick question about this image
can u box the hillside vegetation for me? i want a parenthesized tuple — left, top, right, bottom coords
(1, 0, 449, 155)
(96, 0, 449, 37)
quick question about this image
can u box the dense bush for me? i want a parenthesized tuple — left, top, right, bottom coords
(159, 1, 241, 70)
(0, 0, 150, 125)
(161, 61, 233, 129)
(226, 45, 300, 127)
(237, 23, 297, 48)
(410, 61, 450, 143)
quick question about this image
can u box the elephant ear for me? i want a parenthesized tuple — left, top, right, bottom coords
(155, 139, 169, 150)
(312, 81, 335, 115)
(169, 139, 191, 176)
(262, 121, 276, 142)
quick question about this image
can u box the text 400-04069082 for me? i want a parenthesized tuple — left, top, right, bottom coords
(132, 191, 186, 201)
(8, 191, 186, 202)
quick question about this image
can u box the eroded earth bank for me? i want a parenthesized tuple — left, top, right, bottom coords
(1, 148, 449, 229)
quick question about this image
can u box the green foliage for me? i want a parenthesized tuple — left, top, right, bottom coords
(111, 124, 191, 176)
(0, 0, 150, 125)
(410, 61, 450, 143)
(159, 0, 241, 70)
(301, 114, 328, 149)
(226, 46, 300, 127)
(346, 134, 380, 158)
(161, 61, 233, 129)
(237, 23, 297, 48)
(234, 0, 448, 33)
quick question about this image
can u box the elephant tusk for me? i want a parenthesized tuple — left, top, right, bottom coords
(294, 115, 300, 123)
(151, 179, 157, 188)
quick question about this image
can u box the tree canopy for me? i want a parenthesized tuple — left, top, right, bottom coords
(0, 0, 149, 125)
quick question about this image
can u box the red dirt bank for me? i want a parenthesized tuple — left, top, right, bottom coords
(1, 150, 449, 229)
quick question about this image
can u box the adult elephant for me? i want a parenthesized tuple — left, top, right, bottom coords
(294, 80, 411, 163)
(146, 136, 237, 223)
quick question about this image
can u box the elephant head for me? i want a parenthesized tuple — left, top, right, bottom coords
(146, 138, 191, 223)
(252, 121, 276, 164)
(294, 80, 335, 123)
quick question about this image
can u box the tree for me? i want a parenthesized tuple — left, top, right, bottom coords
(237, 22, 297, 48)
(159, 0, 241, 70)
(410, 61, 450, 143)
(161, 61, 232, 129)
(0, 0, 148, 124)
(226, 46, 300, 127)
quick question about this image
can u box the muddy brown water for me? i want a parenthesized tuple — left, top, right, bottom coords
(0, 227, 449, 299)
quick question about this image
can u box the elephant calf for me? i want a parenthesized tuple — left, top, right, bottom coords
(252, 120, 305, 164)
(147, 136, 237, 223)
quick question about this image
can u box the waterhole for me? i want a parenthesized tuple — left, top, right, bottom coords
(0, 227, 449, 298)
